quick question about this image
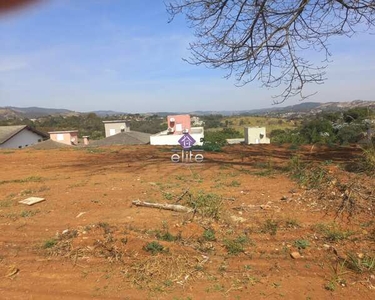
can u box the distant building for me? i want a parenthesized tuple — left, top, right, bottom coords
(49, 130, 79, 145)
(191, 116, 204, 126)
(103, 120, 130, 137)
(150, 115, 204, 146)
(244, 127, 270, 144)
(0, 125, 47, 149)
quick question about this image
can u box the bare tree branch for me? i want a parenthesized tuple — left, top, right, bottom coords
(166, 0, 375, 103)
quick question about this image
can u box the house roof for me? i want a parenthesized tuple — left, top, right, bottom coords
(0, 125, 48, 145)
(90, 131, 151, 146)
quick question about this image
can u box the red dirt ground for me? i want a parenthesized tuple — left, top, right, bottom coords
(0, 144, 374, 300)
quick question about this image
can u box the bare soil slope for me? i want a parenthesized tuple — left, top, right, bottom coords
(0, 144, 373, 300)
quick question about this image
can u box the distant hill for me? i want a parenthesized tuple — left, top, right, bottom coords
(90, 110, 126, 116)
(2, 106, 75, 119)
(1, 100, 375, 120)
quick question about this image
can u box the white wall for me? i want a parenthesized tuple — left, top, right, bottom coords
(150, 131, 204, 146)
(0, 129, 43, 149)
(244, 127, 270, 144)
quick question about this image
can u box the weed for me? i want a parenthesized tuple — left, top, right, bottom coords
(315, 223, 353, 242)
(98, 222, 112, 234)
(21, 189, 35, 197)
(202, 228, 216, 241)
(163, 192, 174, 201)
(228, 180, 241, 187)
(156, 230, 180, 242)
(144, 241, 164, 255)
(0, 199, 12, 208)
(289, 156, 330, 189)
(223, 235, 248, 255)
(344, 252, 375, 273)
(187, 192, 222, 220)
(358, 145, 375, 175)
(43, 238, 57, 249)
(294, 239, 310, 249)
(324, 281, 335, 291)
(20, 210, 39, 218)
(260, 219, 279, 236)
(285, 219, 300, 229)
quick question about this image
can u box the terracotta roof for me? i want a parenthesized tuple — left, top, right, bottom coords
(90, 131, 151, 146)
(0, 125, 47, 145)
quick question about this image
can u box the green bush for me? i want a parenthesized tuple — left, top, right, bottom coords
(144, 241, 164, 254)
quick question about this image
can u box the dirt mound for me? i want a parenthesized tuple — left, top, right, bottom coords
(30, 139, 73, 149)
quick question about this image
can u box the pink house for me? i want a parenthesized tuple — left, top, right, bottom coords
(49, 130, 79, 145)
(167, 115, 191, 135)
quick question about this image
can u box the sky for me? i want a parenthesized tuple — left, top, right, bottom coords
(0, 0, 375, 113)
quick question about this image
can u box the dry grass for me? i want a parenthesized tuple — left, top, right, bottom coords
(128, 254, 207, 291)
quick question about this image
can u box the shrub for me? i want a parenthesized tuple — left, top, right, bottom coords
(187, 192, 222, 220)
(223, 235, 248, 255)
(144, 241, 164, 255)
(202, 228, 216, 241)
(260, 219, 279, 236)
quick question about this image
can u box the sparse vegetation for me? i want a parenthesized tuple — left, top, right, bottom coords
(43, 238, 58, 249)
(144, 241, 165, 255)
(314, 223, 354, 242)
(344, 252, 375, 273)
(186, 192, 223, 220)
(294, 240, 310, 250)
(223, 235, 248, 255)
(202, 228, 216, 241)
(260, 219, 279, 236)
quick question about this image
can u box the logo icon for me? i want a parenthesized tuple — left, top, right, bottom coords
(178, 133, 196, 150)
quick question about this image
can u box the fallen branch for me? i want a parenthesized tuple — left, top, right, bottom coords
(132, 200, 193, 213)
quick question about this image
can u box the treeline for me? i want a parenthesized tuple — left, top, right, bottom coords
(0, 113, 167, 140)
(270, 108, 375, 145)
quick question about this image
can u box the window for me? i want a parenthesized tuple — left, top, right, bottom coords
(57, 134, 64, 141)
(18, 146, 22, 149)
(109, 128, 116, 136)
(176, 124, 182, 131)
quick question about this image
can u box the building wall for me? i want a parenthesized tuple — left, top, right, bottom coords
(0, 129, 43, 149)
(104, 122, 129, 137)
(244, 127, 270, 144)
(150, 129, 204, 146)
(167, 115, 191, 135)
(50, 132, 78, 145)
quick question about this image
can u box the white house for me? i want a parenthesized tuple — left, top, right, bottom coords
(244, 127, 270, 144)
(103, 120, 130, 137)
(0, 125, 47, 149)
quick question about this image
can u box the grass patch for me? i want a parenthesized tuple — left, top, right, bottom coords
(202, 228, 216, 241)
(314, 223, 354, 242)
(294, 239, 310, 249)
(155, 229, 180, 242)
(186, 192, 223, 220)
(285, 218, 300, 229)
(43, 238, 58, 249)
(0, 175, 43, 185)
(20, 210, 40, 218)
(288, 155, 330, 189)
(344, 252, 375, 273)
(223, 235, 248, 255)
(0, 199, 13, 208)
(144, 241, 165, 255)
(260, 219, 279, 236)
(228, 180, 241, 187)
